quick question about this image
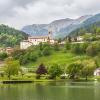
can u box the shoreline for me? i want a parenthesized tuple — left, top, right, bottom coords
(0, 78, 99, 84)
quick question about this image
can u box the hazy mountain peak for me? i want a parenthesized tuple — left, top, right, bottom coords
(21, 13, 100, 39)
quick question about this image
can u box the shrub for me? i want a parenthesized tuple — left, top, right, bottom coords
(42, 47, 51, 56)
(36, 64, 47, 79)
(86, 45, 98, 56)
(71, 44, 81, 54)
(49, 64, 63, 79)
(54, 43, 60, 51)
(0, 52, 8, 60)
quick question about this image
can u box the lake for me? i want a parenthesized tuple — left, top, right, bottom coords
(0, 81, 100, 100)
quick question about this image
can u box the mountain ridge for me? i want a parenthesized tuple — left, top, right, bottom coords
(22, 15, 92, 38)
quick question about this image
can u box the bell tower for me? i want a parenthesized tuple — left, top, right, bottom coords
(48, 26, 52, 39)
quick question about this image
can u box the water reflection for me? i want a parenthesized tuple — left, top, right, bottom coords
(0, 82, 100, 100)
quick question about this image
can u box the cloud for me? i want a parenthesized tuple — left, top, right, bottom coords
(0, 0, 100, 29)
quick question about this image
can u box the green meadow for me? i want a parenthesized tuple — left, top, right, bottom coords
(26, 51, 90, 68)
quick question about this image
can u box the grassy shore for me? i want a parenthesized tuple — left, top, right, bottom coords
(1, 76, 100, 84)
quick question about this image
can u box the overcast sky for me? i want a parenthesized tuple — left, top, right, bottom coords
(0, 0, 100, 29)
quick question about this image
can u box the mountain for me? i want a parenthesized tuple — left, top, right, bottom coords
(0, 24, 28, 47)
(69, 13, 100, 36)
(83, 13, 100, 26)
(22, 15, 92, 39)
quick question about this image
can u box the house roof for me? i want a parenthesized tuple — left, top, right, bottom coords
(28, 36, 49, 39)
(21, 40, 33, 44)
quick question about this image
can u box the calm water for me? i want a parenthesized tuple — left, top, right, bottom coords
(0, 81, 100, 100)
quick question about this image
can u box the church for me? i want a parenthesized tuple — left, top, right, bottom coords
(20, 31, 55, 49)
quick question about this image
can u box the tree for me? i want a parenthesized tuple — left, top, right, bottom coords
(42, 47, 51, 56)
(12, 49, 26, 59)
(86, 45, 98, 56)
(29, 53, 37, 62)
(19, 55, 29, 65)
(58, 38, 62, 43)
(81, 60, 96, 80)
(0, 52, 8, 60)
(65, 42, 71, 50)
(83, 33, 92, 42)
(67, 62, 83, 80)
(49, 64, 63, 79)
(39, 42, 43, 51)
(71, 44, 81, 54)
(80, 42, 89, 53)
(74, 37, 77, 42)
(5, 58, 20, 79)
(68, 36, 72, 42)
(54, 43, 60, 51)
(36, 64, 47, 79)
(96, 27, 100, 35)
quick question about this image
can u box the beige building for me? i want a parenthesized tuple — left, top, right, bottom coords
(0, 47, 13, 55)
(20, 40, 33, 50)
(6, 47, 14, 55)
(0, 48, 5, 53)
(20, 31, 55, 49)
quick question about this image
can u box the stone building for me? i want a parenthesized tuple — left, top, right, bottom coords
(20, 31, 55, 49)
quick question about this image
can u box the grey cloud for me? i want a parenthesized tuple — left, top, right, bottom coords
(0, 0, 100, 29)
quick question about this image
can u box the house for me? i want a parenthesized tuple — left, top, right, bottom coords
(20, 40, 33, 50)
(94, 68, 100, 76)
(20, 31, 55, 49)
(6, 47, 14, 55)
(0, 47, 13, 55)
(0, 48, 5, 53)
(77, 36, 83, 42)
(66, 36, 83, 42)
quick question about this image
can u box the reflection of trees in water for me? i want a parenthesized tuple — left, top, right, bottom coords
(94, 82, 100, 100)
(0, 82, 100, 100)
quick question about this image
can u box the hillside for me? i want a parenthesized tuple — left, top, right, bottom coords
(69, 21, 100, 36)
(0, 24, 28, 47)
(69, 13, 100, 36)
(26, 51, 90, 68)
(22, 15, 91, 39)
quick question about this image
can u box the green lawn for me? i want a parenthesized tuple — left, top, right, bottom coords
(25, 51, 90, 68)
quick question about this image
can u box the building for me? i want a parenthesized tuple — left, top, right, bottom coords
(94, 68, 100, 76)
(0, 47, 13, 55)
(0, 48, 5, 53)
(6, 47, 14, 55)
(20, 31, 55, 49)
(20, 40, 33, 50)
(66, 36, 83, 42)
(77, 36, 83, 42)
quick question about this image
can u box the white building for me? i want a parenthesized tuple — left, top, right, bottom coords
(28, 36, 50, 45)
(77, 36, 83, 42)
(20, 31, 55, 49)
(94, 68, 100, 76)
(20, 40, 33, 49)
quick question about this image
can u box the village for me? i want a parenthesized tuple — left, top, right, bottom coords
(0, 31, 100, 77)
(0, 31, 83, 53)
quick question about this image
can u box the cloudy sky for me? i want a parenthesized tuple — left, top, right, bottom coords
(0, 0, 100, 29)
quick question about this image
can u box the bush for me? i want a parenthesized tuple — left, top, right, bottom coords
(54, 43, 60, 51)
(0, 52, 8, 60)
(86, 45, 98, 56)
(71, 44, 81, 54)
(65, 42, 71, 50)
(42, 47, 51, 56)
(36, 64, 47, 75)
(29, 53, 37, 62)
(49, 64, 63, 79)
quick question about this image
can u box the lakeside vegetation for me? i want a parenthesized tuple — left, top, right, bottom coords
(1, 33, 100, 82)
(1, 25, 100, 82)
